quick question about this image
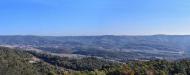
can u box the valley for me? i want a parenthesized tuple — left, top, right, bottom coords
(0, 35, 190, 61)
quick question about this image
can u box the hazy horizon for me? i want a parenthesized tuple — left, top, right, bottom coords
(1, 0, 190, 36)
(0, 33, 190, 36)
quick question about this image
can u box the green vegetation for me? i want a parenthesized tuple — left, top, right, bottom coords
(0, 47, 62, 75)
(1, 47, 190, 75)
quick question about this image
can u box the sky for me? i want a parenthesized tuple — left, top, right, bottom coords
(0, 0, 190, 36)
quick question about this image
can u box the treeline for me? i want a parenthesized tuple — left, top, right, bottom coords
(29, 51, 119, 71)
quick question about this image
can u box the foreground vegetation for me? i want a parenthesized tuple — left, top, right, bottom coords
(0, 47, 190, 75)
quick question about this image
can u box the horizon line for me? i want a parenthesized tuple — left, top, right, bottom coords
(0, 34, 190, 37)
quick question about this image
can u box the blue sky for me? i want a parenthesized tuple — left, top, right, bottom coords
(0, 0, 190, 35)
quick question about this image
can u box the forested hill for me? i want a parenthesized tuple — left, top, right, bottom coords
(0, 47, 63, 75)
(1, 47, 190, 75)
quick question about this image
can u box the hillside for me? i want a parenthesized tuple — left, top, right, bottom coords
(1, 47, 190, 75)
(0, 47, 64, 75)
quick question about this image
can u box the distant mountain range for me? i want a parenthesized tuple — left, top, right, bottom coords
(0, 35, 190, 61)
